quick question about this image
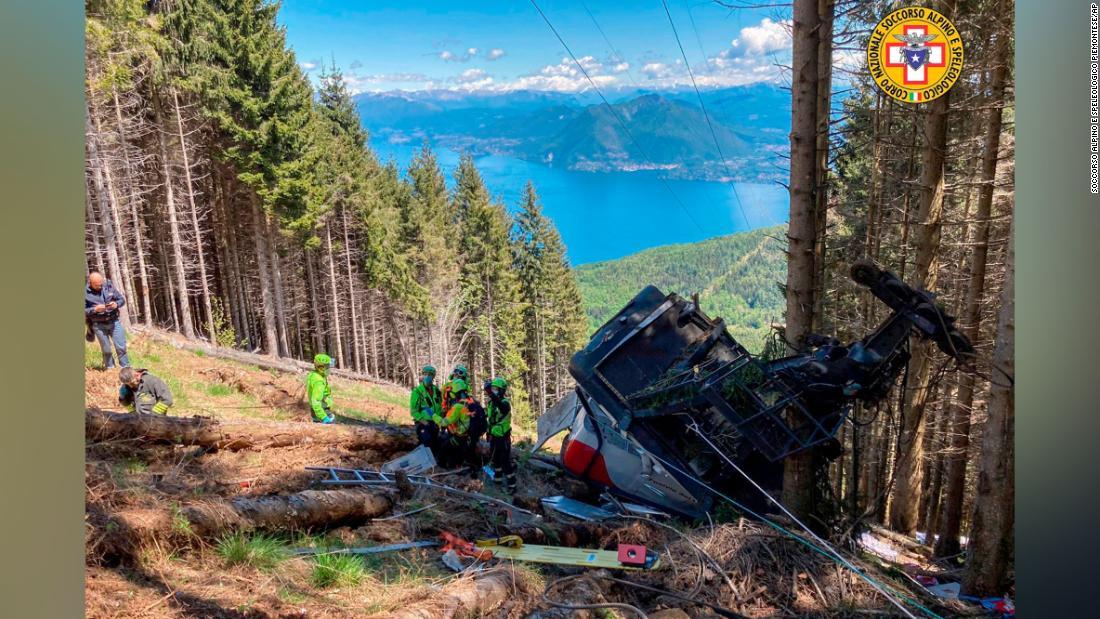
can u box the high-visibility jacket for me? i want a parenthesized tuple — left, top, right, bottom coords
(439, 400, 472, 436)
(306, 369, 333, 421)
(410, 383, 443, 423)
(487, 396, 511, 438)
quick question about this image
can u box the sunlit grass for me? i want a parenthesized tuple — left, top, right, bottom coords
(216, 532, 288, 571)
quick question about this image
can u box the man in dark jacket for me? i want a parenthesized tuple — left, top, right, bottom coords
(118, 367, 174, 415)
(85, 271, 129, 369)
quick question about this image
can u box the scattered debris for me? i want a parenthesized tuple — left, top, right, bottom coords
(926, 581, 960, 599)
(474, 535, 660, 570)
(541, 495, 616, 521)
(381, 444, 437, 475)
(308, 465, 540, 523)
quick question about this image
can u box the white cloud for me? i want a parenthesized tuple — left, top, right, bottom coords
(343, 71, 434, 94)
(612, 62, 630, 73)
(438, 47, 482, 62)
(299, 61, 317, 71)
(487, 48, 506, 61)
(439, 50, 456, 61)
(642, 62, 672, 79)
(730, 18, 791, 56)
(467, 47, 479, 56)
(456, 68, 489, 83)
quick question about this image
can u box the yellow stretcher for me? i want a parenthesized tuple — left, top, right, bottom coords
(474, 535, 660, 571)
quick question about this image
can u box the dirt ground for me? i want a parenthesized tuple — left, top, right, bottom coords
(85, 331, 966, 618)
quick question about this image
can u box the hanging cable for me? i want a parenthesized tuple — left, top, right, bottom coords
(638, 437, 941, 619)
(527, 0, 708, 236)
(659, 0, 752, 230)
(579, 1, 640, 89)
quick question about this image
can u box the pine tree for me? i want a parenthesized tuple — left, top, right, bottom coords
(513, 181, 586, 414)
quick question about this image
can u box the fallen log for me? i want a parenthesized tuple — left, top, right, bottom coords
(86, 408, 417, 454)
(379, 570, 515, 619)
(96, 488, 395, 559)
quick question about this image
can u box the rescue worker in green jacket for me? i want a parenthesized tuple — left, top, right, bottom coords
(434, 378, 484, 471)
(484, 377, 516, 494)
(410, 365, 443, 450)
(306, 353, 336, 424)
(442, 364, 470, 411)
(118, 367, 173, 415)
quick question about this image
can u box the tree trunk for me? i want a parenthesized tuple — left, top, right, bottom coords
(782, 0, 824, 521)
(935, 16, 1009, 558)
(305, 248, 324, 353)
(86, 106, 131, 329)
(250, 194, 279, 355)
(86, 408, 417, 454)
(342, 205, 363, 372)
(152, 90, 196, 338)
(110, 90, 143, 324)
(325, 223, 346, 365)
(889, 20, 954, 530)
(266, 214, 291, 356)
(172, 89, 215, 341)
(380, 571, 515, 619)
(99, 489, 394, 559)
(963, 224, 1014, 596)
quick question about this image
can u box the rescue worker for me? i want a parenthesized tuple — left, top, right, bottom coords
(118, 367, 173, 415)
(484, 377, 516, 494)
(434, 378, 484, 471)
(306, 353, 336, 423)
(85, 270, 129, 369)
(442, 364, 470, 410)
(410, 365, 443, 450)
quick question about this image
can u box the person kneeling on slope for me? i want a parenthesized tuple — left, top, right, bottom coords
(307, 353, 336, 423)
(118, 367, 173, 415)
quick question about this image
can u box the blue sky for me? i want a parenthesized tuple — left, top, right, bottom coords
(277, 0, 796, 94)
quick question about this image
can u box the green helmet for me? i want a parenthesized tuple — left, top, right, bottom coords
(421, 365, 436, 376)
(450, 378, 469, 394)
(314, 353, 333, 367)
(490, 377, 508, 390)
(451, 365, 469, 380)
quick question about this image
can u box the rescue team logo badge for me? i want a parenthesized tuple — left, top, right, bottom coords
(866, 7, 964, 104)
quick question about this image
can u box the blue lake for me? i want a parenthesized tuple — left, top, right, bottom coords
(371, 140, 790, 266)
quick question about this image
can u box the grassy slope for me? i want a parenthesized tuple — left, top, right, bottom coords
(575, 225, 788, 353)
(84, 333, 408, 425)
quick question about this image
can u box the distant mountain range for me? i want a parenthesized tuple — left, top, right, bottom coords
(354, 85, 790, 182)
(574, 225, 788, 352)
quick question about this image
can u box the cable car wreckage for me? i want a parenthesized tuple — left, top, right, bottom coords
(533, 260, 975, 520)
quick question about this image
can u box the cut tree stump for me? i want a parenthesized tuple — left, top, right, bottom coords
(86, 408, 417, 454)
(378, 570, 515, 619)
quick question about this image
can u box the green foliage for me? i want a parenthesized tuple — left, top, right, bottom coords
(512, 182, 587, 418)
(209, 298, 238, 348)
(575, 226, 788, 353)
(311, 553, 366, 588)
(205, 383, 233, 397)
(216, 532, 287, 571)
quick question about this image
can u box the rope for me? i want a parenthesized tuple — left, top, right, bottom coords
(659, 0, 752, 230)
(641, 436, 942, 619)
(527, 0, 708, 236)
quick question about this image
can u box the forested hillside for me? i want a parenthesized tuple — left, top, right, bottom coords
(83, 0, 587, 421)
(575, 225, 787, 351)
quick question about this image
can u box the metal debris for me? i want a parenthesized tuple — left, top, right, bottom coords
(381, 444, 437, 475)
(541, 495, 616, 521)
